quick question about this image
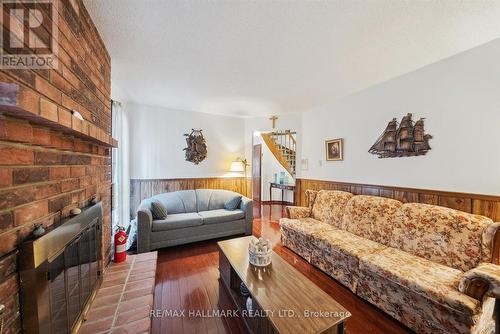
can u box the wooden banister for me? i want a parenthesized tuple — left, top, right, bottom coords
(261, 130, 296, 176)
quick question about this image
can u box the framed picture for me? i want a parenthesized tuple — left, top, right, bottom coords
(325, 138, 343, 161)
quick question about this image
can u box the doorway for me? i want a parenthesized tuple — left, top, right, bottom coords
(251, 130, 297, 205)
(252, 144, 262, 202)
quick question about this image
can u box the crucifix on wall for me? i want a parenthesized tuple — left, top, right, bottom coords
(269, 115, 278, 129)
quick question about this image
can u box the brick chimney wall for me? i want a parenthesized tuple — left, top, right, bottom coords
(0, 1, 112, 332)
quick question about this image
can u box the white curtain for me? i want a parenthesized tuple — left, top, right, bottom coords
(112, 101, 130, 230)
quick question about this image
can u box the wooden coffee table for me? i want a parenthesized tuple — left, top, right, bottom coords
(218, 236, 350, 334)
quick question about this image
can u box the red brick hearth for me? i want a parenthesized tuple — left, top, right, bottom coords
(78, 252, 158, 334)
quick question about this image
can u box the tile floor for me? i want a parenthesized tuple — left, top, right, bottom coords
(78, 252, 157, 334)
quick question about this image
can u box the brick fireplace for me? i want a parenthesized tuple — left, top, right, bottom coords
(0, 1, 114, 332)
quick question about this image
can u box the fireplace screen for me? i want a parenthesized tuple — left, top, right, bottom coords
(19, 203, 103, 334)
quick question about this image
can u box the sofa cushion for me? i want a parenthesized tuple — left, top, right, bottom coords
(311, 190, 353, 228)
(390, 203, 494, 272)
(312, 229, 386, 291)
(314, 229, 387, 267)
(342, 195, 402, 245)
(152, 190, 197, 214)
(150, 199, 167, 219)
(151, 213, 203, 232)
(224, 196, 242, 210)
(198, 209, 245, 224)
(356, 267, 488, 334)
(280, 218, 336, 262)
(359, 247, 480, 317)
(195, 189, 243, 211)
(280, 217, 335, 237)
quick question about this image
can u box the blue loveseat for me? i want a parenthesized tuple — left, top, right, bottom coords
(136, 189, 253, 252)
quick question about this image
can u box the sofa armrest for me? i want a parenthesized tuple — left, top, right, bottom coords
(137, 204, 153, 253)
(285, 206, 311, 219)
(459, 263, 500, 300)
(240, 196, 253, 235)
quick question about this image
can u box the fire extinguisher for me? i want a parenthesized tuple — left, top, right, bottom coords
(114, 226, 127, 263)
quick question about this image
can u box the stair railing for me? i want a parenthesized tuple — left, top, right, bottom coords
(266, 130, 297, 175)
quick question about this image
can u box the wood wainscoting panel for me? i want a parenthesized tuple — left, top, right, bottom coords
(294, 178, 500, 221)
(393, 191, 419, 204)
(418, 193, 439, 205)
(438, 196, 472, 213)
(130, 177, 251, 219)
(472, 200, 500, 221)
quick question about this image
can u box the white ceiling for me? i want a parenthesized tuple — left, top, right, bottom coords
(84, 0, 500, 117)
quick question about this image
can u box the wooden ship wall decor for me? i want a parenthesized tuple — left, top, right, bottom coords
(369, 113, 432, 158)
(184, 129, 207, 164)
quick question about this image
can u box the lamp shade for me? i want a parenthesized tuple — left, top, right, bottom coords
(229, 161, 244, 172)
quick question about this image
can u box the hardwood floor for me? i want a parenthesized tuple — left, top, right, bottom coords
(152, 203, 414, 334)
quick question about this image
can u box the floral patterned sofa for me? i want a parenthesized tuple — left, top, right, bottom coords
(280, 190, 500, 334)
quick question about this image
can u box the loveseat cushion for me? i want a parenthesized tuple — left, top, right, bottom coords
(389, 203, 494, 272)
(198, 209, 245, 224)
(342, 195, 402, 245)
(150, 199, 168, 219)
(224, 196, 242, 210)
(195, 189, 243, 211)
(152, 190, 197, 214)
(152, 213, 203, 231)
(359, 247, 480, 317)
(311, 190, 353, 228)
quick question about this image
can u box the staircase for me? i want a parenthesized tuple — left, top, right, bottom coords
(261, 130, 296, 176)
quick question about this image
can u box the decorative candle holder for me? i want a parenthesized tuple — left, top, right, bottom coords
(248, 238, 272, 267)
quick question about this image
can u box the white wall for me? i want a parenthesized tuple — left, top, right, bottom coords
(124, 39, 500, 195)
(126, 103, 245, 179)
(253, 135, 294, 202)
(301, 39, 500, 195)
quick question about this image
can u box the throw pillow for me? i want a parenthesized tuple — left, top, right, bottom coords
(224, 196, 242, 210)
(150, 200, 168, 219)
